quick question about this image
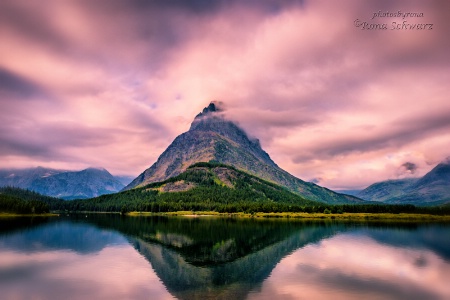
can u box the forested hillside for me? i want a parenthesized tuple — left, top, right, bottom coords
(0, 187, 64, 213)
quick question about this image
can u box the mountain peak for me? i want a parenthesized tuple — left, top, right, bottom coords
(0, 166, 124, 199)
(203, 101, 220, 113)
(357, 157, 450, 205)
(194, 101, 223, 119)
(443, 156, 450, 165)
(84, 167, 108, 173)
(190, 101, 227, 132)
(125, 102, 361, 204)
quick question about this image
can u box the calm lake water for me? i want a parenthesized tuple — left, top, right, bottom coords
(1, 215, 449, 300)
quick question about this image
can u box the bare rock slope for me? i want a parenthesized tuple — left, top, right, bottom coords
(125, 103, 361, 204)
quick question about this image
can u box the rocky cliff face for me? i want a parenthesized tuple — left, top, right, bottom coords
(126, 102, 361, 204)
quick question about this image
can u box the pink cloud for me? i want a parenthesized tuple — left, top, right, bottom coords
(0, 0, 449, 188)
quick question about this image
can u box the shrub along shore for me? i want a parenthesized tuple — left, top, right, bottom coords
(126, 211, 450, 222)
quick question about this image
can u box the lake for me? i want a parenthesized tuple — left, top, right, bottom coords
(1, 215, 449, 300)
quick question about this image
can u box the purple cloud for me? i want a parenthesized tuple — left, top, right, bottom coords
(0, 0, 449, 188)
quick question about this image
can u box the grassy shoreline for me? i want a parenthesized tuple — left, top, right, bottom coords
(3, 210, 448, 222)
(0, 212, 59, 218)
(126, 211, 450, 222)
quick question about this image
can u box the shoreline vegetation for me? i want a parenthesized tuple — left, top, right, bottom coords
(1, 210, 449, 222)
(125, 211, 450, 222)
(0, 212, 59, 218)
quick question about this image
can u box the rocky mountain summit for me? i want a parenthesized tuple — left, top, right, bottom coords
(357, 178, 418, 203)
(357, 158, 450, 206)
(126, 102, 361, 204)
(0, 167, 124, 200)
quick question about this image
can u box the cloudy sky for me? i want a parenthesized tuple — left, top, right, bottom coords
(1, 0, 449, 190)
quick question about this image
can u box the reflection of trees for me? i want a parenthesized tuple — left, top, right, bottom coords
(62, 214, 345, 298)
(0, 216, 50, 235)
(124, 218, 346, 299)
(358, 225, 450, 261)
(129, 224, 342, 299)
(70, 215, 450, 298)
(0, 217, 125, 254)
(76, 215, 344, 264)
(3, 214, 449, 299)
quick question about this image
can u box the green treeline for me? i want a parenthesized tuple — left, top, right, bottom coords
(1, 163, 450, 215)
(0, 193, 49, 214)
(61, 199, 450, 215)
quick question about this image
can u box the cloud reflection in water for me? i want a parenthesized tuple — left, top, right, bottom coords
(248, 234, 450, 300)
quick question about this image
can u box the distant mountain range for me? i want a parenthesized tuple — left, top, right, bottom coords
(355, 158, 450, 206)
(125, 102, 362, 205)
(0, 167, 126, 200)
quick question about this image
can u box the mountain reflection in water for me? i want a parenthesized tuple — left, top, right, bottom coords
(0, 215, 449, 300)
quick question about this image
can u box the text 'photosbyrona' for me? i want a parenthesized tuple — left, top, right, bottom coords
(354, 10, 433, 31)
